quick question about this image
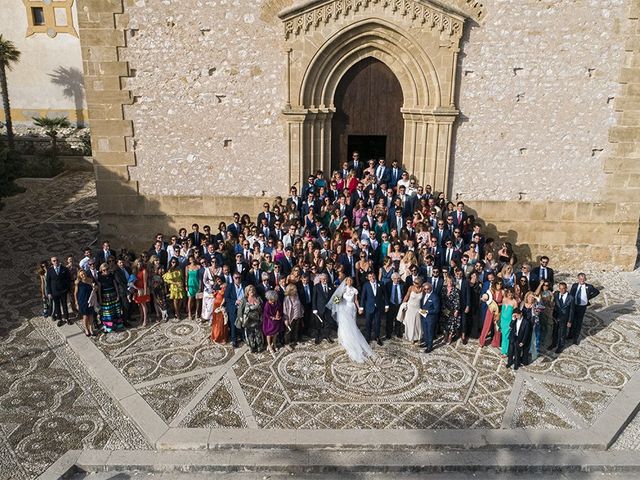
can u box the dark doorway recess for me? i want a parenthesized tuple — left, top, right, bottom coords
(347, 135, 387, 165)
(331, 57, 404, 172)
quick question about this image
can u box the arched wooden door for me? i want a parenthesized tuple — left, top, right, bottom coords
(331, 57, 404, 172)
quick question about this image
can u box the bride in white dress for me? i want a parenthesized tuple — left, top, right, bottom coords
(327, 277, 375, 363)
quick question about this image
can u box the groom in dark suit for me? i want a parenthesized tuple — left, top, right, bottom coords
(360, 271, 387, 345)
(312, 273, 335, 344)
(419, 282, 440, 352)
(46, 256, 72, 327)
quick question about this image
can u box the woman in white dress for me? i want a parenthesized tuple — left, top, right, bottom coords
(400, 276, 424, 343)
(327, 277, 375, 363)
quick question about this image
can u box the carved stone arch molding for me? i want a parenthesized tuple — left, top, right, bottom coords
(278, 0, 484, 193)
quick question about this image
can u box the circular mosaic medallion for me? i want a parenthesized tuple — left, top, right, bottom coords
(588, 365, 627, 388)
(160, 350, 194, 371)
(421, 354, 473, 389)
(194, 345, 231, 366)
(330, 351, 422, 399)
(164, 322, 199, 341)
(277, 351, 326, 386)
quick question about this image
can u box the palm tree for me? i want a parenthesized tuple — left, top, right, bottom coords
(32, 115, 71, 165)
(0, 35, 21, 151)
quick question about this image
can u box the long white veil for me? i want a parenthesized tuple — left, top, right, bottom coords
(326, 279, 348, 320)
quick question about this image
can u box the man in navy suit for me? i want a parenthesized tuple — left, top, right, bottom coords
(349, 151, 364, 178)
(339, 246, 357, 278)
(432, 220, 452, 248)
(385, 272, 405, 339)
(360, 271, 387, 345)
(96, 240, 116, 267)
(568, 273, 600, 346)
(507, 308, 532, 370)
(46, 256, 72, 327)
(550, 282, 574, 354)
(227, 212, 242, 238)
(374, 158, 389, 185)
(224, 273, 245, 348)
(452, 201, 468, 229)
(388, 159, 403, 188)
(419, 281, 440, 352)
(440, 239, 460, 271)
(530, 255, 555, 291)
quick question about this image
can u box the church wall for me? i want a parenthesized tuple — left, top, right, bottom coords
(77, 0, 640, 270)
(121, 0, 291, 197)
(453, 0, 629, 202)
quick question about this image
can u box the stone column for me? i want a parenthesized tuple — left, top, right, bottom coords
(282, 109, 307, 189)
(402, 108, 457, 195)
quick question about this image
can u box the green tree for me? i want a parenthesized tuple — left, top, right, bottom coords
(0, 35, 21, 151)
(32, 115, 71, 158)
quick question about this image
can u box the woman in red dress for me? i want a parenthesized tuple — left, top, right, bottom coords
(132, 259, 150, 327)
(211, 281, 228, 343)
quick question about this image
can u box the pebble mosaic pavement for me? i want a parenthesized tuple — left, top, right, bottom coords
(1, 172, 639, 479)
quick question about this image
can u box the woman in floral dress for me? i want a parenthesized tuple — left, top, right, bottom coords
(440, 275, 461, 344)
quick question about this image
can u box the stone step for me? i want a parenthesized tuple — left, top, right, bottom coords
(70, 471, 640, 480)
(53, 449, 640, 477)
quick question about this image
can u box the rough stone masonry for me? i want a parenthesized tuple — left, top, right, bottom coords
(77, 0, 639, 269)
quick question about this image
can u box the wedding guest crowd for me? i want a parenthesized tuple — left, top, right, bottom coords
(39, 152, 600, 365)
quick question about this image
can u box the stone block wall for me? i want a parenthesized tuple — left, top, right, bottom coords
(77, 0, 640, 270)
(453, 0, 629, 202)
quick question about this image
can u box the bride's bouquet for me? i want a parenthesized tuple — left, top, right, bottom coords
(333, 295, 342, 305)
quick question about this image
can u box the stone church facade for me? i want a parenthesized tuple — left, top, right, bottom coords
(77, 0, 640, 269)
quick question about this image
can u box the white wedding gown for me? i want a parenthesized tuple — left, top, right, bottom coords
(333, 286, 375, 363)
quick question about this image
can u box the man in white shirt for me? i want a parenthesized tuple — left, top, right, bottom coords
(568, 273, 600, 346)
(507, 308, 531, 370)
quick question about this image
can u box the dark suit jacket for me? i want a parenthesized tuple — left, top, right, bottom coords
(224, 282, 244, 323)
(114, 267, 130, 295)
(374, 165, 390, 185)
(388, 167, 404, 188)
(46, 266, 71, 296)
(553, 292, 575, 322)
(95, 249, 116, 266)
(298, 282, 314, 308)
(149, 249, 168, 267)
(256, 282, 271, 300)
(278, 255, 296, 276)
(530, 266, 555, 290)
(440, 248, 461, 268)
(188, 231, 203, 246)
(361, 281, 386, 314)
(420, 292, 441, 323)
(569, 283, 600, 306)
(455, 278, 470, 310)
(451, 211, 468, 228)
(348, 160, 364, 178)
(433, 228, 452, 248)
(386, 281, 405, 305)
(312, 282, 334, 316)
(429, 276, 444, 297)
(509, 317, 532, 346)
(246, 268, 262, 287)
(227, 222, 242, 238)
(257, 211, 275, 227)
(338, 253, 357, 278)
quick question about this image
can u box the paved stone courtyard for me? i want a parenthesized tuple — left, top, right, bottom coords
(1, 172, 640, 479)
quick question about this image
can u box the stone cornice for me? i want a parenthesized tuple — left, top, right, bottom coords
(279, 0, 470, 40)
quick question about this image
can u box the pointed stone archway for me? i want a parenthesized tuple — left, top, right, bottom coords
(279, 0, 481, 193)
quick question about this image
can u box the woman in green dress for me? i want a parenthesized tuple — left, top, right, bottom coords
(500, 288, 518, 356)
(185, 255, 201, 320)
